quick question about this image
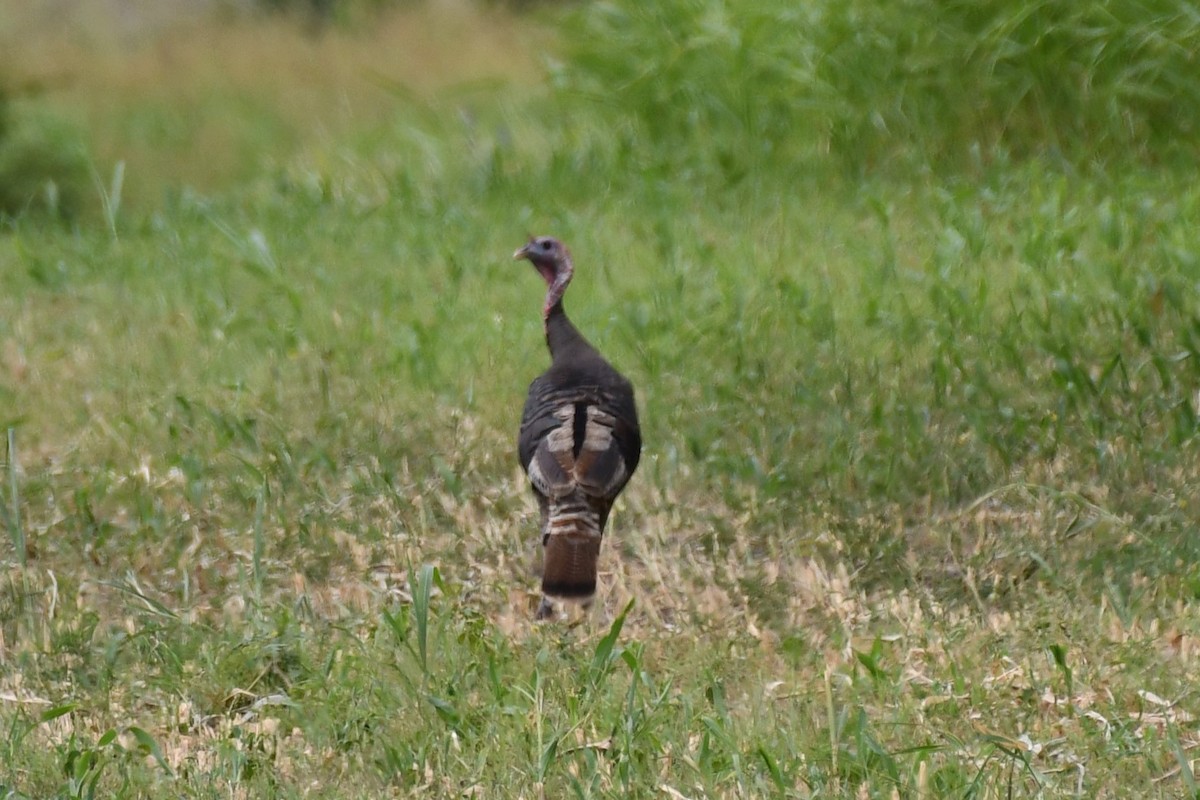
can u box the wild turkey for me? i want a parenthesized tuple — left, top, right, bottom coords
(512, 236, 642, 620)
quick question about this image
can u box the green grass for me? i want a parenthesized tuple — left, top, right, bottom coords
(559, 0, 1200, 170)
(2, 2, 1200, 797)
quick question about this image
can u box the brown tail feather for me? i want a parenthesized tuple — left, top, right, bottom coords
(542, 532, 601, 600)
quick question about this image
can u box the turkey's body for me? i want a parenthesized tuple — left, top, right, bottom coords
(515, 249, 641, 620)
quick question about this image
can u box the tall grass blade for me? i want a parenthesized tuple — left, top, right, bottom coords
(1049, 643, 1074, 713)
(537, 734, 560, 782)
(100, 574, 179, 620)
(5, 427, 23, 567)
(107, 160, 124, 236)
(1169, 726, 1198, 796)
(411, 564, 440, 676)
(252, 481, 267, 602)
(589, 597, 634, 685)
(91, 160, 124, 241)
(126, 726, 173, 776)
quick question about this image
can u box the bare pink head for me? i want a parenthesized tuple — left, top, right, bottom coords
(513, 236, 574, 319)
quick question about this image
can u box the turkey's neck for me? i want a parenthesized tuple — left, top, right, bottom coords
(544, 301, 587, 361)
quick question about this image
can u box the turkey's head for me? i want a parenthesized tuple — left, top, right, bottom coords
(514, 236, 574, 318)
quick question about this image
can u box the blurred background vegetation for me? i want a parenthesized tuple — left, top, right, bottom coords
(560, 0, 1200, 173)
(3, 0, 1197, 221)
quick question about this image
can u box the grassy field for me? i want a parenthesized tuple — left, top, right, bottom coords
(2, 1, 1200, 797)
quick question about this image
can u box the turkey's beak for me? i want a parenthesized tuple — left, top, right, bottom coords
(513, 239, 537, 261)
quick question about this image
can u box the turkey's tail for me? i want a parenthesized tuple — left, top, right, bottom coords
(539, 492, 606, 613)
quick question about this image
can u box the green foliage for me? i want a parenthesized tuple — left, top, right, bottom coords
(556, 0, 822, 178)
(558, 0, 1200, 169)
(814, 0, 1200, 162)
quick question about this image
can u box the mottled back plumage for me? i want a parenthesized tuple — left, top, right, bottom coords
(513, 237, 641, 619)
